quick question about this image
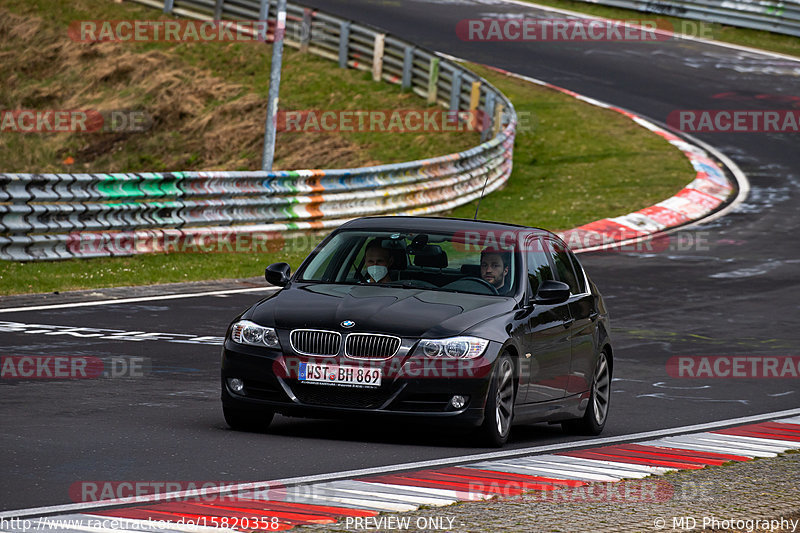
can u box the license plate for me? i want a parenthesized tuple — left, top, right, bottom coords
(298, 362, 382, 387)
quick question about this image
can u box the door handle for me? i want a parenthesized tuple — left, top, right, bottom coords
(563, 319, 575, 329)
(589, 312, 600, 322)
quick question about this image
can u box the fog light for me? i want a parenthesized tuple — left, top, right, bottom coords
(450, 395, 467, 409)
(227, 378, 245, 393)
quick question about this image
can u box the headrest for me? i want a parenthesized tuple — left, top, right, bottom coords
(460, 264, 481, 277)
(390, 248, 407, 270)
(413, 245, 447, 268)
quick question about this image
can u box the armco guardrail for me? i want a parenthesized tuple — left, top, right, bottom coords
(575, 0, 800, 38)
(0, 0, 516, 261)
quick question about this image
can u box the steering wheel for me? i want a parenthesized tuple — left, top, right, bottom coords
(456, 277, 499, 295)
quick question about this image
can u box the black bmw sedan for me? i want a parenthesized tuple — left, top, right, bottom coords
(221, 216, 612, 446)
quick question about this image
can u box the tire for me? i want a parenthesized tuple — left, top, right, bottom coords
(478, 353, 516, 447)
(223, 405, 274, 432)
(562, 350, 611, 435)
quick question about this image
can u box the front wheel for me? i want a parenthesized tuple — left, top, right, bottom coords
(478, 353, 515, 447)
(562, 350, 611, 435)
(223, 405, 274, 432)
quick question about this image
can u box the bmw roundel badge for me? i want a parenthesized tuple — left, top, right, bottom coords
(341, 320, 355, 328)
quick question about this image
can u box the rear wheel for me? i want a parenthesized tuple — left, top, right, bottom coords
(223, 405, 274, 432)
(479, 353, 515, 447)
(562, 350, 611, 435)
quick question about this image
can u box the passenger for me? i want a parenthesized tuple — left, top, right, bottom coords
(364, 240, 394, 283)
(480, 248, 512, 293)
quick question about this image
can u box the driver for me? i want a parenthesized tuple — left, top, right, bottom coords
(364, 240, 394, 283)
(480, 248, 511, 293)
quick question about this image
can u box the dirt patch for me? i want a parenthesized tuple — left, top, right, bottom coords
(0, 8, 375, 172)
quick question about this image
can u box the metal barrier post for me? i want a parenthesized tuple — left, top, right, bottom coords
(427, 57, 440, 104)
(469, 81, 481, 131)
(401, 46, 414, 90)
(482, 91, 496, 142)
(372, 34, 385, 82)
(258, 0, 269, 41)
(338, 21, 350, 68)
(449, 70, 462, 112)
(262, 0, 287, 171)
(493, 103, 504, 137)
(300, 8, 312, 52)
(163, 0, 174, 14)
(213, 0, 224, 19)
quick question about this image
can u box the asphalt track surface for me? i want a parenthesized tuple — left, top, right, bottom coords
(2, 0, 800, 514)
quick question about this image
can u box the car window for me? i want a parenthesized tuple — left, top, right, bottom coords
(301, 233, 361, 282)
(569, 251, 588, 294)
(526, 237, 553, 295)
(296, 230, 519, 296)
(546, 240, 580, 295)
(343, 242, 370, 282)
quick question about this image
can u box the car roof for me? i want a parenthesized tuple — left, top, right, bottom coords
(338, 216, 554, 237)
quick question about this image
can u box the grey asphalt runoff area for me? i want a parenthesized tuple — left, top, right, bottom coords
(299, 452, 800, 533)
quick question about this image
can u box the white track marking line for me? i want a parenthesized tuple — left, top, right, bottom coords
(327, 480, 457, 505)
(511, 457, 639, 478)
(547, 456, 672, 474)
(708, 434, 800, 448)
(318, 485, 454, 506)
(649, 437, 775, 457)
(0, 287, 277, 314)
(467, 461, 593, 481)
(775, 416, 800, 424)
(681, 434, 795, 452)
(356, 482, 489, 501)
(639, 438, 756, 457)
(288, 483, 437, 506)
(465, 460, 671, 475)
(522, 455, 664, 476)
(4, 409, 800, 519)
(473, 461, 619, 481)
(280, 492, 416, 512)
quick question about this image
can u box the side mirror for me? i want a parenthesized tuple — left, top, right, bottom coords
(534, 280, 570, 305)
(265, 262, 291, 287)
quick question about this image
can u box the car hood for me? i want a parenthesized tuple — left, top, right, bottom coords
(249, 283, 516, 339)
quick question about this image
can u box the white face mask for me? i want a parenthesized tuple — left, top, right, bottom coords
(367, 265, 389, 282)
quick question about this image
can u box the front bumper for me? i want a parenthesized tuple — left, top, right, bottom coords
(220, 339, 501, 428)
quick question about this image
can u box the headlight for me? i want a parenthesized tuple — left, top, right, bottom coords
(230, 320, 280, 348)
(413, 336, 489, 359)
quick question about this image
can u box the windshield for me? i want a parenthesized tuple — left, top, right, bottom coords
(296, 230, 520, 297)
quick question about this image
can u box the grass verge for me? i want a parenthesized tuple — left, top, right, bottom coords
(0, 0, 695, 295)
(519, 0, 800, 58)
(0, 0, 477, 172)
